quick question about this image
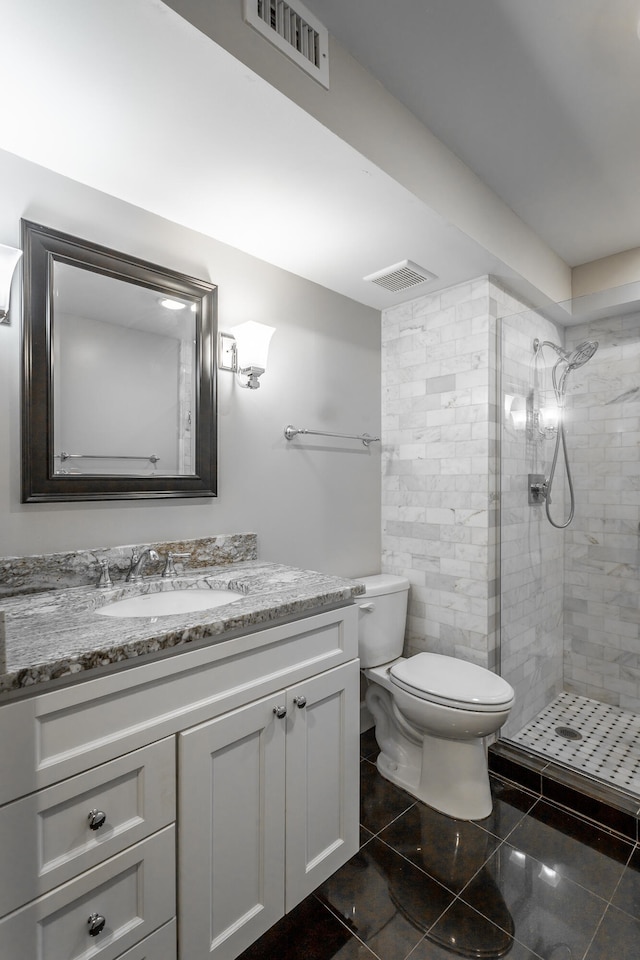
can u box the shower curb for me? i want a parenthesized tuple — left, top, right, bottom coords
(489, 740, 640, 843)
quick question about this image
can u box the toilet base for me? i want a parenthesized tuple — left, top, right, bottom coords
(376, 732, 492, 820)
(365, 681, 494, 820)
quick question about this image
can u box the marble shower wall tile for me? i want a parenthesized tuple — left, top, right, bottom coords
(500, 310, 566, 736)
(382, 276, 640, 727)
(381, 277, 506, 671)
(563, 314, 640, 712)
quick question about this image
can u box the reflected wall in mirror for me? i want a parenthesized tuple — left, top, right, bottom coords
(21, 220, 217, 501)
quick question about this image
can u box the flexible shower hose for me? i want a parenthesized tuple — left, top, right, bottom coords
(544, 369, 575, 529)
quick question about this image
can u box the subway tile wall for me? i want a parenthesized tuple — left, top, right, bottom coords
(500, 310, 565, 736)
(382, 278, 640, 736)
(563, 313, 640, 712)
(382, 277, 526, 674)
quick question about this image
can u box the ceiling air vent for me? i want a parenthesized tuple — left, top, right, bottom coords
(243, 0, 329, 89)
(364, 260, 438, 293)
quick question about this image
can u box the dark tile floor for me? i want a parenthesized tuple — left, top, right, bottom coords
(238, 729, 640, 960)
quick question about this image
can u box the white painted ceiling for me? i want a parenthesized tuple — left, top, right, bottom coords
(304, 0, 640, 268)
(2, 0, 640, 310)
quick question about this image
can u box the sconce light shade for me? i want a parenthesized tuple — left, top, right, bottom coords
(232, 321, 275, 371)
(219, 320, 275, 389)
(0, 243, 23, 325)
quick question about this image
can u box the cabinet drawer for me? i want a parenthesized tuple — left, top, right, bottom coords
(0, 605, 358, 804)
(0, 826, 175, 960)
(0, 738, 175, 918)
(112, 919, 176, 960)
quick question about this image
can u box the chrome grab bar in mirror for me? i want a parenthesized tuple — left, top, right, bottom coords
(57, 452, 160, 463)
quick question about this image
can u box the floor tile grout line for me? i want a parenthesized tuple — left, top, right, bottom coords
(374, 827, 503, 901)
(581, 898, 611, 960)
(363, 798, 418, 838)
(310, 891, 382, 960)
(451, 891, 547, 960)
(491, 765, 639, 844)
(481, 834, 624, 909)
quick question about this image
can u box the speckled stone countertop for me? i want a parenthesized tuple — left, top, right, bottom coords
(0, 561, 364, 699)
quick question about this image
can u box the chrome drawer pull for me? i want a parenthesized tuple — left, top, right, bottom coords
(293, 695, 307, 709)
(273, 705, 287, 719)
(87, 913, 106, 937)
(87, 808, 107, 831)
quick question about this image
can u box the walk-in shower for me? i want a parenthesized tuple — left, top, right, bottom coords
(500, 293, 640, 802)
(529, 338, 599, 528)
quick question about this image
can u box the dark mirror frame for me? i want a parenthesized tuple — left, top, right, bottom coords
(21, 219, 218, 502)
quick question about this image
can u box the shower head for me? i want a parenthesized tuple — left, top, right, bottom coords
(565, 340, 598, 369)
(536, 338, 598, 368)
(535, 337, 599, 399)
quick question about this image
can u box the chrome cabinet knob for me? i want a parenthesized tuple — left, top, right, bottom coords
(273, 705, 287, 718)
(293, 696, 307, 709)
(87, 808, 107, 831)
(87, 913, 106, 937)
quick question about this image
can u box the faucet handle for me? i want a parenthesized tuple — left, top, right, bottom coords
(97, 558, 112, 589)
(162, 551, 191, 578)
(126, 550, 140, 582)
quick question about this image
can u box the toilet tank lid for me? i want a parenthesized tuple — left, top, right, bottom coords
(357, 574, 410, 597)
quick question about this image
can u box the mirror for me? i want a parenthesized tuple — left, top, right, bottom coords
(21, 220, 217, 502)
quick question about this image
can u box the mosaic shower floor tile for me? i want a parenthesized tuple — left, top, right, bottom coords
(512, 692, 640, 797)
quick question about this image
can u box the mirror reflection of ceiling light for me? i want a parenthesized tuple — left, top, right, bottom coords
(159, 297, 187, 310)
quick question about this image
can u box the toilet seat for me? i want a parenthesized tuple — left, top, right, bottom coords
(390, 653, 514, 713)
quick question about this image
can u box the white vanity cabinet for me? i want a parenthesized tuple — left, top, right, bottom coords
(179, 660, 360, 960)
(0, 603, 359, 960)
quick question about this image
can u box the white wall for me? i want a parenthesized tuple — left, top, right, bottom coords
(0, 150, 381, 578)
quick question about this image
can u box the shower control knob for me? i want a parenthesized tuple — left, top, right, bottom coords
(293, 696, 307, 709)
(87, 809, 107, 831)
(273, 705, 287, 719)
(87, 913, 106, 937)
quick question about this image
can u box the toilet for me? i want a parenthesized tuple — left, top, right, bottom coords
(359, 574, 514, 820)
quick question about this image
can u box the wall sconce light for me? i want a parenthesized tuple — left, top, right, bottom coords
(0, 243, 23, 325)
(218, 321, 275, 390)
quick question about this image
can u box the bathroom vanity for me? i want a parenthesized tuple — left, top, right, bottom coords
(0, 546, 362, 960)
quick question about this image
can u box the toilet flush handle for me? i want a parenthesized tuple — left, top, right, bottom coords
(359, 602, 375, 612)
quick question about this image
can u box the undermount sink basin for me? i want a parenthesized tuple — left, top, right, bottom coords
(96, 588, 244, 619)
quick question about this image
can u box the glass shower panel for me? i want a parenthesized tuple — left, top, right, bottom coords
(498, 283, 640, 798)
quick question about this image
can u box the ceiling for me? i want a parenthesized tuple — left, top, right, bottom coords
(2, 0, 640, 312)
(304, 0, 640, 267)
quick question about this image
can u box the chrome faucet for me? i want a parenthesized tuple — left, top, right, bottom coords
(126, 547, 160, 582)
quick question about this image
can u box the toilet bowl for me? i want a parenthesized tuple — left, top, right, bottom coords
(358, 574, 514, 820)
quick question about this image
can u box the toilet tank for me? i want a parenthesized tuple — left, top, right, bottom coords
(357, 574, 410, 668)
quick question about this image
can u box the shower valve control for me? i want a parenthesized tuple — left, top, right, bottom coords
(528, 474, 549, 505)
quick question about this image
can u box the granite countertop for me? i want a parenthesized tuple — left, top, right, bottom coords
(0, 561, 364, 699)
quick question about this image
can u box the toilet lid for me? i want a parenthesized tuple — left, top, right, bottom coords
(389, 653, 514, 710)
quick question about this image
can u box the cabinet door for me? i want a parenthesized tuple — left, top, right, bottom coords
(285, 660, 360, 911)
(179, 694, 286, 960)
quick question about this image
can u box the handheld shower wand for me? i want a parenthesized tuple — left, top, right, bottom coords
(532, 338, 598, 528)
